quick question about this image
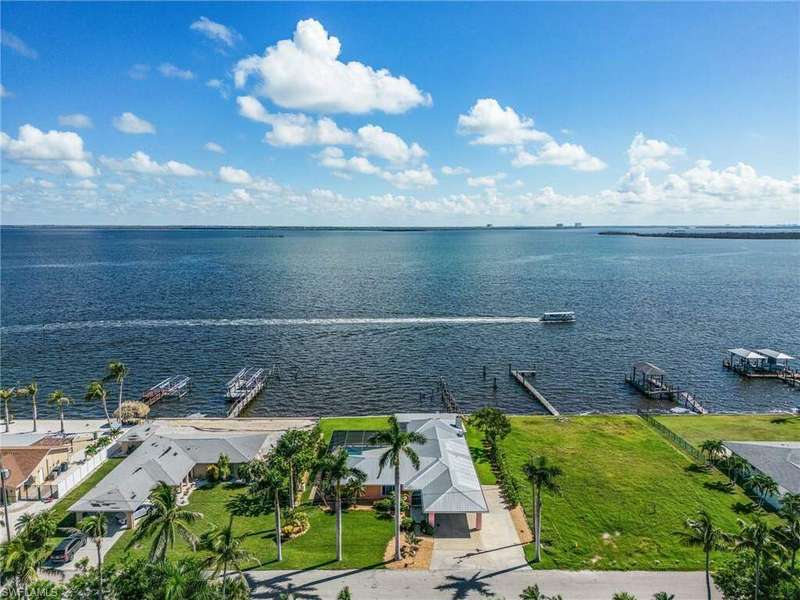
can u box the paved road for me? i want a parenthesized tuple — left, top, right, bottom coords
(246, 569, 720, 599)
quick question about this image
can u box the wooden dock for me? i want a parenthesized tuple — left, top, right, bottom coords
(437, 377, 460, 413)
(140, 375, 191, 407)
(226, 367, 268, 418)
(509, 367, 559, 416)
(625, 362, 707, 414)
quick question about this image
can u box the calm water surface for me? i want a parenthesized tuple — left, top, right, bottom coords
(1, 228, 798, 418)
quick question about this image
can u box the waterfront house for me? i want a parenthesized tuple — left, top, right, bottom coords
(329, 413, 489, 529)
(69, 423, 275, 527)
(724, 441, 800, 509)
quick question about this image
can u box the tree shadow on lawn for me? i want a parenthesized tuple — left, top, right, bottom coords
(732, 501, 758, 515)
(704, 480, 736, 494)
(468, 444, 492, 469)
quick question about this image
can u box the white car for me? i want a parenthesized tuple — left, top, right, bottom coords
(117, 503, 152, 527)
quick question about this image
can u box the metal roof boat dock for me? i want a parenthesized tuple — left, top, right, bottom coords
(625, 361, 707, 414)
(724, 348, 799, 387)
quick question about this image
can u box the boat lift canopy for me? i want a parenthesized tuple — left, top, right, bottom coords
(755, 349, 796, 361)
(727, 348, 768, 361)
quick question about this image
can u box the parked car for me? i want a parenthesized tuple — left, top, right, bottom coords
(48, 534, 86, 564)
(116, 503, 152, 527)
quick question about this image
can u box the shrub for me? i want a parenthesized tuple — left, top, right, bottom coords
(116, 401, 150, 424)
(281, 508, 310, 539)
(419, 518, 434, 536)
(494, 446, 521, 506)
(373, 492, 409, 518)
(216, 453, 231, 481)
(206, 464, 220, 483)
(400, 516, 414, 532)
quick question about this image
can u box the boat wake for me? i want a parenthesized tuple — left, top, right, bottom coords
(2, 315, 542, 333)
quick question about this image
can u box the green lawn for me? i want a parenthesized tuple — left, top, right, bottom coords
(492, 416, 776, 570)
(105, 482, 394, 570)
(318, 415, 390, 444)
(655, 415, 800, 446)
(465, 425, 496, 485)
(51, 457, 124, 528)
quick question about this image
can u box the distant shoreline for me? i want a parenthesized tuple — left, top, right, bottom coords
(599, 230, 800, 240)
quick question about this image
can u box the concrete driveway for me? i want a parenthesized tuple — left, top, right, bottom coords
(430, 485, 528, 571)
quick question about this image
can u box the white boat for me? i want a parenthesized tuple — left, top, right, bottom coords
(541, 311, 576, 323)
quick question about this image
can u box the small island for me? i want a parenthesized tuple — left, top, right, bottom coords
(599, 230, 800, 240)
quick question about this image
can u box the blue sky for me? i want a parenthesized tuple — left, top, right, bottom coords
(1, 2, 798, 225)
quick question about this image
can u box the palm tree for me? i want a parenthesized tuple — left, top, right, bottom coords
(1, 388, 14, 433)
(317, 448, 368, 561)
(749, 473, 779, 509)
(522, 455, 562, 562)
(47, 390, 71, 433)
(104, 361, 129, 424)
(699, 439, 725, 463)
(732, 517, 784, 600)
(200, 515, 257, 599)
(85, 381, 112, 429)
(16, 382, 39, 433)
(275, 429, 311, 509)
(15, 510, 58, 547)
(160, 558, 213, 600)
(129, 481, 203, 561)
(777, 493, 800, 569)
(0, 535, 48, 599)
(724, 455, 751, 484)
(676, 510, 726, 600)
(248, 458, 289, 563)
(79, 513, 107, 600)
(368, 417, 426, 561)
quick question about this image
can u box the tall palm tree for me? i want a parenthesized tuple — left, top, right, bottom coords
(778, 493, 800, 569)
(16, 382, 38, 433)
(749, 473, 779, 509)
(275, 429, 311, 509)
(699, 439, 725, 463)
(0, 535, 48, 599)
(79, 513, 108, 600)
(676, 510, 726, 600)
(244, 457, 289, 563)
(129, 481, 203, 561)
(200, 515, 257, 600)
(1, 388, 14, 433)
(368, 416, 426, 561)
(317, 448, 367, 562)
(85, 380, 112, 429)
(732, 517, 784, 600)
(522, 455, 563, 562)
(105, 361, 129, 424)
(47, 390, 71, 434)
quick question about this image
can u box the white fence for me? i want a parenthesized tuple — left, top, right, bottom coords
(56, 447, 109, 498)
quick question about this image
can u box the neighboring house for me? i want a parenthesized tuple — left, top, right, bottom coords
(724, 441, 800, 509)
(1, 441, 72, 502)
(69, 423, 276, 527)
(330, 413, 489, 529)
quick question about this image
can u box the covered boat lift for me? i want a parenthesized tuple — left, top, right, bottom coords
(626, 361, 707, 414)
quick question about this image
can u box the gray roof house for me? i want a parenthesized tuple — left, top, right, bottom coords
(70, 424, 276, 517)
(340, 413, 489, 528)
(724, 441, 800, 506)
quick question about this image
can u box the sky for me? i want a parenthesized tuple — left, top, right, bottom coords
(1, 2, 798, 226)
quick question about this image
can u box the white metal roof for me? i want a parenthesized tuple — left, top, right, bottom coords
(346, 414, 489, 514)
(70, 425, 275, 513)
(727, 348, 768, 360)
(755, 349, 796, 361)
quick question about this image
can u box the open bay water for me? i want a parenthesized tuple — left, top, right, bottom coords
(1, 227, 798, 418)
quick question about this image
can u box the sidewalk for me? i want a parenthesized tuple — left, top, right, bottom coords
(246, 568, 720, 600)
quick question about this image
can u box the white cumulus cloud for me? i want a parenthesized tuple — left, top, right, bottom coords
(627, 133, 685, 171)
(441, 166, 470, 176)
(100, 151, 203, 177)
(513, 141, 607, 172)
(0, 124, 96, 177)
(468, 173, 507, 188)
(457, 99, 550, 146)
(113, 112, 156, 135)
(58, 114, 93, 129)
(234, 19, 431, 114)
(218, 165, 280, 193)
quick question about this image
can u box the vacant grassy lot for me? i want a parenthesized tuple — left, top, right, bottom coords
(105, 482, 394, 570)
(655, 414, 800, 446)
(319, 415, 391, 444)
(491, 416, 774, 570)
